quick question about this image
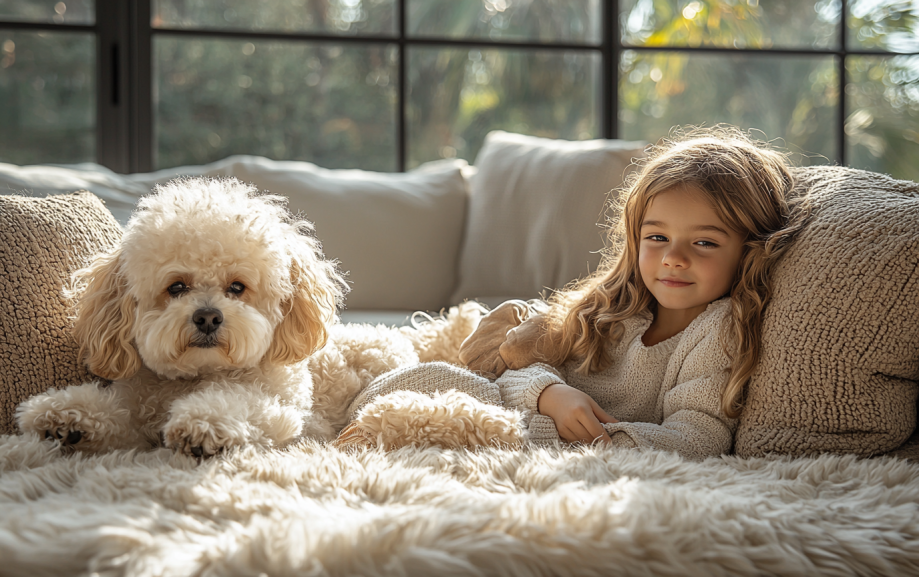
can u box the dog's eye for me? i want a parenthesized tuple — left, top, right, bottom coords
(228, 282, 245, 296)
(167, 282, 188, 296)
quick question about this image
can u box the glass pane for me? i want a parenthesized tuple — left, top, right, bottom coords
(848, 0, 919, 52)
(620, 0, 839, 50)
(408, 0, 601, 44)
(153, 0, 396, 36)
(0, 0, 93, 25)
(407, 47, 600, 169)
(155, 37, 397, 170)
(0, 30, 95, 164)
(846, 55, 919, 182)
(619, 51, 838, 163)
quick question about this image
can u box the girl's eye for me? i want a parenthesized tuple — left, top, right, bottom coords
(646, 234, 668, 242)
(167, 282, 188, 296)
(695, 240, 719, 248)
(228, 282, 246, 295)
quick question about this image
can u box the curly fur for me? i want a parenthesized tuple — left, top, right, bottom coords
(337, 389, 525, 450)
(399, 302, 486, 365)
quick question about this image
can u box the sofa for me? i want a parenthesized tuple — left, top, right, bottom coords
(2, 131, 919, 576)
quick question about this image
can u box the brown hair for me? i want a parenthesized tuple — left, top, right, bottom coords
(538, 126, 811, 418)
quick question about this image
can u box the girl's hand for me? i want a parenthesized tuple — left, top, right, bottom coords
(537, 384, 618, 444)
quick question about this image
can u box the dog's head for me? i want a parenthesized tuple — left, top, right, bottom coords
(72, 177, 346, 380)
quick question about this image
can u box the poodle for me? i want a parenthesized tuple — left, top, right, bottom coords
(15, 177, 477, 458)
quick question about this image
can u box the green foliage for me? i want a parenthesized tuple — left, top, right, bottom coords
(0, 30, 95, 165)
(155, 37, 397, 170)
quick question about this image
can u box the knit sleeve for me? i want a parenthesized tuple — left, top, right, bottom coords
(600, 383, 734, 460)
(495, 363, 565, 412)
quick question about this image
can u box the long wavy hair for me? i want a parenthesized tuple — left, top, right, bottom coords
(538, 126, 812, 418)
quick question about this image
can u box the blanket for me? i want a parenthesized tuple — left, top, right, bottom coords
(1, 434, 917, 576)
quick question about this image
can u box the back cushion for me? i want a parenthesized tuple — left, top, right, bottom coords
(0, 192, 122, 434)
(735, 166, 919, 458)
(451, 131, 646, 306)
(131, 156, 469, 312)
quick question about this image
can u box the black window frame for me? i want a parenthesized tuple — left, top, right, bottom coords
(0, 0, 916, 173)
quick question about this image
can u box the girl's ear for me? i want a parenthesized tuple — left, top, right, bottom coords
(266, 244, 344, 365)
(71, 248, 142, 379)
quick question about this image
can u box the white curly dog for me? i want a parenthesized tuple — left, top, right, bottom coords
(16, 177, 487, 458)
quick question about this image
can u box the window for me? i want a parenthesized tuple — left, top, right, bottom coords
(0, 0, 95, 165)
(1, 0, 916, 181)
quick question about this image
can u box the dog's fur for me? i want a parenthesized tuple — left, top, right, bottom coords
(15, 178, 486, 457)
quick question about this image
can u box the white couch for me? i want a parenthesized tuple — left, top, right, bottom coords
(0, 131, 647, 326)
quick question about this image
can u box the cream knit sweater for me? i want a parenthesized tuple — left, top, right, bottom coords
(498, 298, 737, 460)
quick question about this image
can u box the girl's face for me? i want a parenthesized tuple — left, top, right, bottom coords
(638, 186, 745, 318)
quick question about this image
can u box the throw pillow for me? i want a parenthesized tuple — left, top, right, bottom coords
(450, 131, 646, 305)
(0, 192, 122, 435)
(735, 166, 919, 458)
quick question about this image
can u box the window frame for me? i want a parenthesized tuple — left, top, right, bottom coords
(0, 0, 916, 173)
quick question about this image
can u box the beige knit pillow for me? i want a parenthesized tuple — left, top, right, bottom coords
(451, 131, 646, 306)
(735, 166, 919, 458)
(0, 192, 122, 434)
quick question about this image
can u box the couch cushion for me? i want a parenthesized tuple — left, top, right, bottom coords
(451, 131, 646, 305)
(0, 156, 470, 313)
(129, 156, 469, 312)
(0, 192, 122, 435)
(735, 166, 919, 458)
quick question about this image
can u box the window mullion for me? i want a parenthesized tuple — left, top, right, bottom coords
(603, 0, 618, 139)
(398, 0, 406, 172)
(130, 0, 153, 173)
(838, 0, 848, 167)
(95, 0, 130, 173)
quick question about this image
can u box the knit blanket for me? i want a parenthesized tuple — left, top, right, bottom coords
(1, 434, 918, 576)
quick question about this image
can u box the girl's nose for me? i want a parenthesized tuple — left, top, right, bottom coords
(662, 247, 689, 268)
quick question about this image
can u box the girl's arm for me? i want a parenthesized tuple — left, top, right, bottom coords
(497, 363, 615, 446)
(599, 372, 736, 459)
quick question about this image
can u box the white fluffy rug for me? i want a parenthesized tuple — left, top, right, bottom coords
(1, 434, 917, 577)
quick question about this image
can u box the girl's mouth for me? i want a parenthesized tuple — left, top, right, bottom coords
(659, 278, 693, 288)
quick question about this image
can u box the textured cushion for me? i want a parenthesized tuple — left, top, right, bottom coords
(735, 166, 919, 458)
(130, 155, 469, 312)
(0, 192, 122, 434)
(451, 131, 646, 304)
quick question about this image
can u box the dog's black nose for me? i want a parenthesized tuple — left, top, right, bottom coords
(192, 308, 224, 335)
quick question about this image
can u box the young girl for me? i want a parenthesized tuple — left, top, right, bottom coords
(338, 127, 809, 460)
(482, 126, 810, 459)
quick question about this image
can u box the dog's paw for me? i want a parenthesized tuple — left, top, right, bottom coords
(163, 417, 247, 460)
(18, 399, 102, 453)
(16, 385, 137, 453)
(44, 424, 86, 448)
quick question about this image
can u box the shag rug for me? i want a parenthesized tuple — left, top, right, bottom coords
(1, 434, 918, 577)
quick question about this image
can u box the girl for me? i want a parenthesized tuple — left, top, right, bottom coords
(338, 127, 809, 460)
(484, 126, 810, 459)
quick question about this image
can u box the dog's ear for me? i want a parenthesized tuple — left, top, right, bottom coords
(70, 248, 142, 379)
(266, 236, 345, 365)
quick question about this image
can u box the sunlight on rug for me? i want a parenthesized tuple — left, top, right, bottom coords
(1, 433, 918, 576)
